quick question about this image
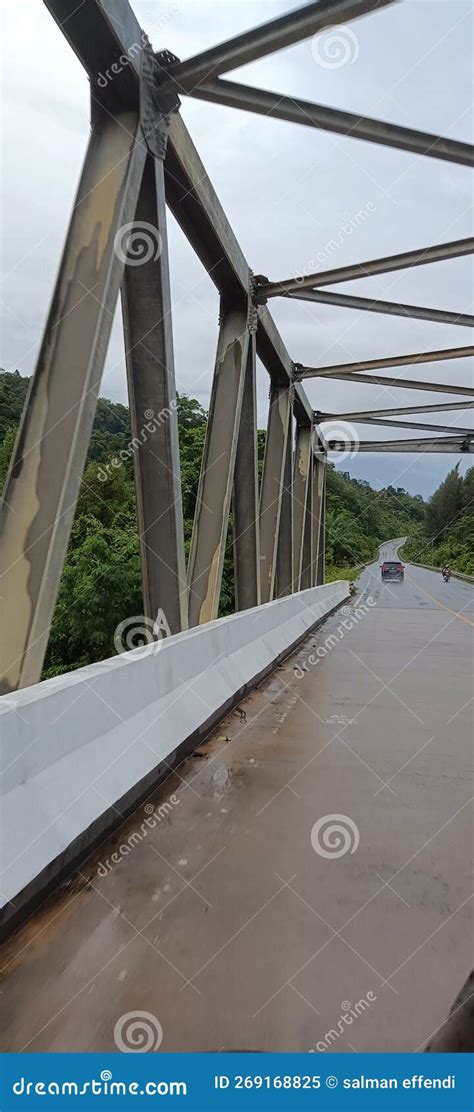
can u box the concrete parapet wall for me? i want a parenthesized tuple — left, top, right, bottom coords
(0, 582, 348, 935)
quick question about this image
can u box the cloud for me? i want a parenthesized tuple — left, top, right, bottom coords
(0, 0, 472, 496)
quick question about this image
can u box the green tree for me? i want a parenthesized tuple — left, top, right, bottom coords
(0, 427, 16, 491)
(0, 369, 433, 678)
(403, 466, 474, 575)
(0, 369, 28, 440)
(425, 464, 463, 539)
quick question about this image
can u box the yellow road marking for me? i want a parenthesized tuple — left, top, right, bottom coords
(406, 570, 474, 628)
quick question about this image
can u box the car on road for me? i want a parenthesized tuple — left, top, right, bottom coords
(380, 560, 405, 581)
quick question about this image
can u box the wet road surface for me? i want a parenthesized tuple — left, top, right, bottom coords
(366, 538, 474, 618)
(1, 542, 472, 1053)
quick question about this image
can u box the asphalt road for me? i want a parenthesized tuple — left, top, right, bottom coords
(359, 539, 474, 618)
(1, 542, 472, 1053)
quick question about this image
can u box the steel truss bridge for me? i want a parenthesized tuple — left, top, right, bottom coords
(0, 0, 473, 695)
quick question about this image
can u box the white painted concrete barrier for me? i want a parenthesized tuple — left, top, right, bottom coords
(0, 581, 348, 932)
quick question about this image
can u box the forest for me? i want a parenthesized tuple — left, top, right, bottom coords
(1, 369, 455, 679)
(402, 464, 474, 575)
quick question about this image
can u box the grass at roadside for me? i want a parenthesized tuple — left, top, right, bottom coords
(400, 536, 474, 576)
(325, 561, 372, 585)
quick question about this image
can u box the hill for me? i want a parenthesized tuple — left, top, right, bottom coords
(402, 464, 474, 575)
(1, 370, 425, 676)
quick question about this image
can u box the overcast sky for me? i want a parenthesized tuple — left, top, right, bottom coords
(1, 0, 472, 497)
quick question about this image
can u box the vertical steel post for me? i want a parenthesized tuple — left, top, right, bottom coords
(233, 332, 260, 610)
(122, 154, 187, 634)
(319, 476, 326, 584)
(275, 417, 294, 597)
(310, 453, 319, 587)
(259, 383, 292, 604)
(300, 450, 314, 590)
(187, 302, 250, 626)
(313, 455, 326, 585)
(292, 423, 312, 591)
(0, 112, 146, 694)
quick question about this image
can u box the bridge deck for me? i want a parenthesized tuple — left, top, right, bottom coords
(1, 548, 472, 1053)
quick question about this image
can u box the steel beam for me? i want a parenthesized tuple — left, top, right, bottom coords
(313, 456, 326, 585)
(325, 416, 473, 435)
(313, 371, 474, 395)
(164, 0, 395, 89)
(188, 78, 474, 167)
(259, 384, 292, 604)
(300, 454, 314, 591)
(329, 437, 473, 453)
(297, 346, 474, 380)
(319, 481, 326, 585)
(46, 1, 314, 426)
(285, 288, 474, 328)
(310, 455, 320, 586)
(257, 238, 474, 299)
(45, 0, 144, 111)
(292, 424, 313, 591)
(187, 304, 249, 627)
(122, 155, 187, 634)
(165, 114, 251, 303)
(0, 111, 146, 695)
(257, 305, 312, 426)
(165, 114, 314, 425)
(233, 332, 261, 611)
(275, 425, 294, 598)
(317, 400, 474, 420)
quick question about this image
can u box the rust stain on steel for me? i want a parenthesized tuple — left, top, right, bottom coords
(262, 388, 289, 601)
(316, 461, 324, 497)
(188, 319, 248, 627)
(199, 546, 221, 624)
(296, 442, 309, 479)
(0, 115, 141, 692)
(198, 333, 246, 624)
(0, 397, 42, 693)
